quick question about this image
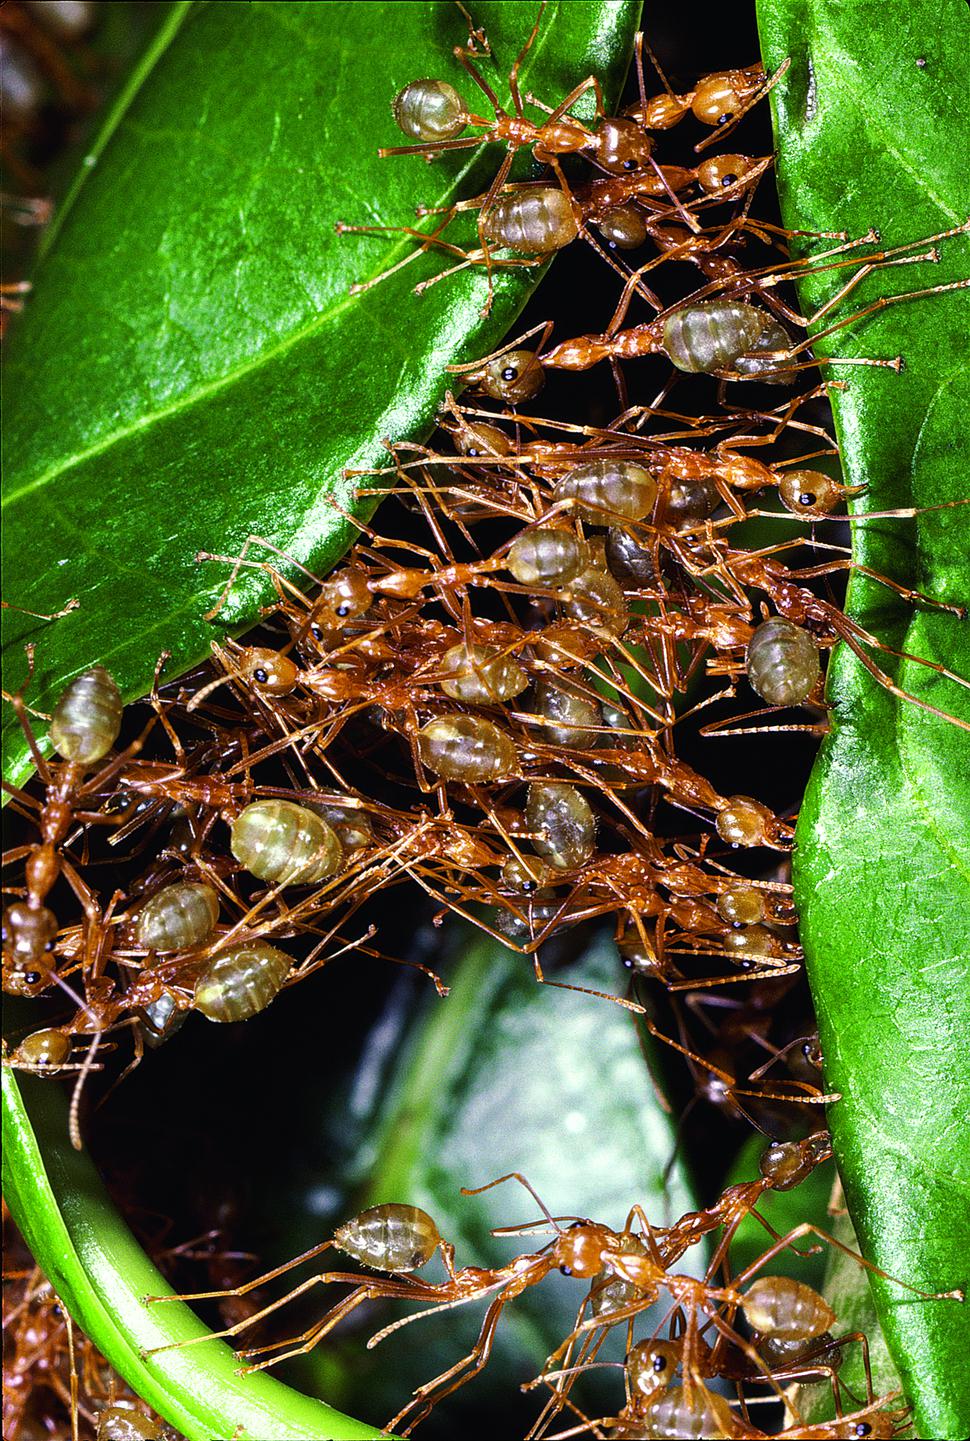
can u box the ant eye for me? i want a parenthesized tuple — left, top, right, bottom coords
(254, 668, 268, 684)
(559, 1264, 572, 1276)
(653, 1355, 668, 1372)
(44, 939, 55, 951)
(502, 366, 516, 381)
(799, 493, 817, 507)
(722, 173, 738, 187)
(623, 158, 637, 170)
(25, 972, 41, 985)
(337, 603, 352, 617)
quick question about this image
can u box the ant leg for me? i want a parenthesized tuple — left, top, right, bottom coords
(732, 1224, 963, 1300)
(531, 949, 647, 1014)
(472, 144, 520, 316)
(2, 597, 79, 622)
(508, 2, 550, 117)
(794, 275, 970, 360)
(446, 320, 555, 377)
(147, 1238, 335, 1306)
(833, 621, 970, 731)
(461, 1171, 560, 1228)
(413, 250, 541, 299)
(792, 558, 966, 619)
(3, 646, 53, 781)
(236, 1285, 379, 1370)
(452, 1, 490, 59)
(144, 1268, 420, 1356)
(386, 1293, 508, 1435)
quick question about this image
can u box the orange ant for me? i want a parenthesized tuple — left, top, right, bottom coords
(143, 1151, 959, 1435)
(539, 220, 970, 383)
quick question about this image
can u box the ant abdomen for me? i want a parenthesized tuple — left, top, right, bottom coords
(483, 185, 579, 254)
(49, 666, 122, 766)
(309, 800, 374, 853)
(533, 677, 602, 749)
(660, 475, 719, 529)
(742, 1275, 837, 1341)
(562, 562, 629, 635)
(96, 1406, 171, 1441)
(334, 1202, 441, 1272)
(731, 317, 797, 383)
(135, 881, 220, 953)
(746, 617, 822, 707)
(417, 714, 517, 782)
(506, 528, 589, 587)
(640, 1382, 735, 1440)
(230, 799, 343, 885)
(392, 78, 468, 143)
(526, 782, 596, 870)
(554, 458, 658, 522)
(193, 941, 292, 1022)
(662, 299, 769, 375)
(454, 419, 514, 457)
(438, 642, 528, 704)
(138, 990, 186, 1049)
(605, 526, 661, 588)
(758, 1328, 843, 1371)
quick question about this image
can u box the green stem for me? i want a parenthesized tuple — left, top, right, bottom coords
(2, 1067, 392, 1441)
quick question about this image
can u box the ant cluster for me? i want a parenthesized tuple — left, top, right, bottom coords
(3, 1205, 175, 1441)
(3, 5, 967, 1437)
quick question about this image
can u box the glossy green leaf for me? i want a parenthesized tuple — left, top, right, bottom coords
(293, 929, 698, 1430)
(1, 1064, 386, 1440)
(1, 0, 640, 790)
(756, 2, 970, 1434)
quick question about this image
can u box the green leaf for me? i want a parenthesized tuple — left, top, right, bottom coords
(1, 0, 641, 789)
(1, 1064, 386, 1441)
(293, 929, 698, 1428)
(755, 2, 970, 1435)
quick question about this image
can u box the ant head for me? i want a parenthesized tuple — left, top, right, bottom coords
(554, 1221, 609, 1278)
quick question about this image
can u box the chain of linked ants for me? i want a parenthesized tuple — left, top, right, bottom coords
(5, 13, 968, 1436)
